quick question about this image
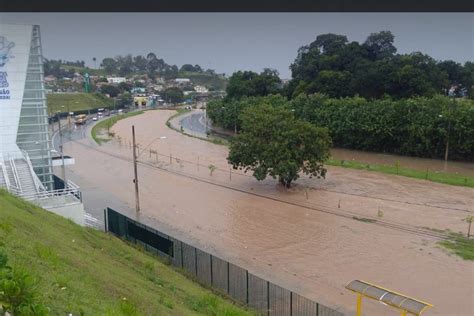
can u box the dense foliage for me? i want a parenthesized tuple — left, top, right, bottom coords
(225, 69, 282, 100)
(227, 96, 331, 187)
(209, 94, 474, 161)
(292, 94, 474, 160)
(287, 31, 474, 99)
(0, 249, 48, 315)
(161, 87, 185, 103)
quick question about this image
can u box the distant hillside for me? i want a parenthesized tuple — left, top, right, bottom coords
(176, 71, 228, 91)
(47, 93, 114, 114)
(0, 190, 252, 315)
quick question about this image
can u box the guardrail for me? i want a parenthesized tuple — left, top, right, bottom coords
(22, 150, 46, 192)
(9, 156, 22, 193)
(0, 161, 11, 191)
(18, 179, 81, 202)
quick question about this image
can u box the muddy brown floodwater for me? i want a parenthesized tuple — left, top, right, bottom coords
(64, 110, 474, 316)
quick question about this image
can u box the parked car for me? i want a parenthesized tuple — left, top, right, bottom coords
(92, 116, 98, 121)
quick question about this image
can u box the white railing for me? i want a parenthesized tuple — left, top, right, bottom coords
(17, 183, 81, 201)
(84, 213, 103, 229)
(1, 161, 11, 191)
(22, 150, 46, 192)
(8, 156, 22, 193)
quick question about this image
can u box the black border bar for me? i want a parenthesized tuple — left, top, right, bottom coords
(1, 0, 473, 12)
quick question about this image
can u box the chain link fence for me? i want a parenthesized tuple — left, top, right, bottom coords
(105, 207, 344, 316)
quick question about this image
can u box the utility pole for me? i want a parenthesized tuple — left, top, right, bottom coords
(58, 114, 67, 185)
(444, 96, 456, 162)
(132, 125, 140, 213)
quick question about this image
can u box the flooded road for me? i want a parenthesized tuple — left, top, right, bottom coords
(63, 110, 474, 316)
(183, 110, 474, 177)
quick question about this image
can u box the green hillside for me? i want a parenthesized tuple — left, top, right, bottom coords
(0, 190, 252, 315)
(177, 72, 228, 90)
(47, 93, 114, 114)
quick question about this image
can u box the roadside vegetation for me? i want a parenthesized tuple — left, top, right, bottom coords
(47, 93, 113, 114)
(92, 111, 145, 144)
(439, 233, 474, 260)
(327, 158, 474, 188)
(0, 190, 253, 315)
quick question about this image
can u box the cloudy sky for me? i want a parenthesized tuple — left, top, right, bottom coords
(0, 13, 472, 78)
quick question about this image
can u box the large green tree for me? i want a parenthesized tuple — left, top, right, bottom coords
(162, 87, 184, 103)
(288, 31, 456, 99)
(226, 69, 281, 100)
(227, 101, 331, 187)
(100, 58, 118, 75)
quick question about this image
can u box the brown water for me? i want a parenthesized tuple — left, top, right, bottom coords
(331, 148, 474, 177)
(63, 110, 474, 316)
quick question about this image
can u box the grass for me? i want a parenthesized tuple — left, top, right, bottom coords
(438, 233, 474, 260)
(92, 111, 145, 144)
(326, 158, 474, 188)
(0, 190, 254, 315)
(47, 93, 113, 114)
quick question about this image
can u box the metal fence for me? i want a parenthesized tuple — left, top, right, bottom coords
(105, 207, 344, 316)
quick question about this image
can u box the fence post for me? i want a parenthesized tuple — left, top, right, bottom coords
(246, 270, 249, 305)
(227, 261, 230, 294)
(210, 254, 213, 286)
(180, 241, 184, 269)
(267, 281, 270, 316)
(103, 208, 108, 232)
(290, 291, 293, 316)
(195, 247, 198, 277)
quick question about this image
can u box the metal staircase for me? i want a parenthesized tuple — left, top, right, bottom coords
(0, 151, 45, 197)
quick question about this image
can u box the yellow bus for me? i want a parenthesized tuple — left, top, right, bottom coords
(74, 114, 87, 125)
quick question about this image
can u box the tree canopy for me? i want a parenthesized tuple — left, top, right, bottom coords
(225, 69, 282, 100)
(288, 31, 473, 99)
(161, 87, 184, 103)
(227, 96, 331, 187)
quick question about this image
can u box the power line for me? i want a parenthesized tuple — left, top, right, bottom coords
(69, 139, 455, 240)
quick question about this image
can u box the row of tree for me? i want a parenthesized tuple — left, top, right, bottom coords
(208, 94, 474, 161)
(44, 55, 217, 81)
(222, 32, 473, 101)
(100, 53, 179, 78)
(287, 31, 474, 99)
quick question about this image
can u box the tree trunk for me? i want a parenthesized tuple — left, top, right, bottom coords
(279, 177, 292, 188)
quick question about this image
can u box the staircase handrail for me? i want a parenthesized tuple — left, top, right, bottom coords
(8, 156, 22, 193)
(21, 150, 46, 192)
(0, 160, 11, 191)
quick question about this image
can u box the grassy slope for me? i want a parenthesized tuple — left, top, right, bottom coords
(92, 111, 145, 144)
(0, 190, 252, 315)
(326, 158, 474, 188)
(47, 93, 113, 114)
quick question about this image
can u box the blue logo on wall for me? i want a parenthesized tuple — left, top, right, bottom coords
(0, 36, 15, 99)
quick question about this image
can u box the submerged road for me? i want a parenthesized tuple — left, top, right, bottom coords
(57, 109, 474, 316)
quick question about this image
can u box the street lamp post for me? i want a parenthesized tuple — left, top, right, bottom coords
(444, 94, 457, 162)
(57, 112, 67, 185)
(131, 125, 167, 215)
(132, 125, 140, 213)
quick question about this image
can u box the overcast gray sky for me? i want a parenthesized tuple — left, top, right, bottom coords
(0, 13, 472, 78)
